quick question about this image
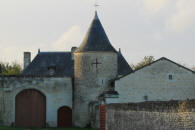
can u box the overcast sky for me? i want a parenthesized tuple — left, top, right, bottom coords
(0, 0, 195, 68)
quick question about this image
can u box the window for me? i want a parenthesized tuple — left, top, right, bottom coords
(98, 78, 106, 86)
(169, 74, 173, 80)
(48, 66, 56, 76)
(144, 95, 148, 101)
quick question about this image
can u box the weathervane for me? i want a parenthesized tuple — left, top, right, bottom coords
(94, 0, 100, 11)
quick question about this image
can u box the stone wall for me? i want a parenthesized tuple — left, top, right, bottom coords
(114, 59, 195, 103)
(106, 100, 195, 130)
(0, 76, 72, 127)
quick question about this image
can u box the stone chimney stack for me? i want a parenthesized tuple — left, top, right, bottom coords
(23, 52, 31, 69)
(71, 47, 77, 60)
(71, 47, 77, 53)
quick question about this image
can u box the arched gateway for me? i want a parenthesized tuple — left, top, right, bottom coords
(15, 89, 46, 127)
(58, 106, 72, 127)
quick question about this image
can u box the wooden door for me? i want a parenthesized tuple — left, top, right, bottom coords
(15, 89, 46, 128)
(58, 106, 72, 127)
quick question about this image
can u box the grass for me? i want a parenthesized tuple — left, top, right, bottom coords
(0, 126, 97, 130)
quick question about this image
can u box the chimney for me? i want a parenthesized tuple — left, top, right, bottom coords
(24, 52, 31, 69)
(71, 47, 77, 60)
(71, 47, 77, 53)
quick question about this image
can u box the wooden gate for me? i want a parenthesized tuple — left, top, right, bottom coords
(58, 106, 72, 127)
(100, 104, 106, 130)
(15, 89, 46, 128)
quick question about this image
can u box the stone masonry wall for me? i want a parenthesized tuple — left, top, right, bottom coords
(106, 100, 195, 130)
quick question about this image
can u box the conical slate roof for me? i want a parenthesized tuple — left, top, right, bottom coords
(75, 12, 116, 53)
(118, 49, 133, 76)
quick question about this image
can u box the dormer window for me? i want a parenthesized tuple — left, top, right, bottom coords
(48, 66, 56, 76)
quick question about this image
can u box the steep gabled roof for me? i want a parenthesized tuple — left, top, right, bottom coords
(117, 49, 133, 76)
(75, 12, 117, 53)
(21, 52, 74, 77)
(116, 57, 195, 80)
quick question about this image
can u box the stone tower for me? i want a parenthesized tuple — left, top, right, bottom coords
(73, 12, 118, 127)
(73, 12, 117, 127)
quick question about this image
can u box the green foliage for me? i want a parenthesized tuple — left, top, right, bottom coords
(131, 56, 155, 70)
(0, 119, 3, 125)
(0, 62, 22, 75)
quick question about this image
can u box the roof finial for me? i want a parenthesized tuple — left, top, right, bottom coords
(95, 10, 99, 20)
(94, 0, 100, 20)
(94, 0, 100, 11)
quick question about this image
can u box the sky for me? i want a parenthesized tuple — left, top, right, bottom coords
(0, 0, 195, 68)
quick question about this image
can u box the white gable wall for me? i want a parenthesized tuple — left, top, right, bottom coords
(114, 59, 195, 103)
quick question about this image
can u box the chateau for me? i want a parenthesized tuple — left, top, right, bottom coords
(0, 12, 194, 128)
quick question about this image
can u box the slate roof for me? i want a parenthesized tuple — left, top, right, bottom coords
(21, 52, 74, 77)
(21, 50, 132, 77)
(118, 49, 133, 75)
(75, 11, 117, 53)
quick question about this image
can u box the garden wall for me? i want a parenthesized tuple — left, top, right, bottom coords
(106, 100, 195, 130)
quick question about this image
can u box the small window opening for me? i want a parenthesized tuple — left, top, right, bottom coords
(48, 66, 56, 76)
(169, 74, 173, 80)
(144, 95, 148, 101)
(98, 78, 106, 86)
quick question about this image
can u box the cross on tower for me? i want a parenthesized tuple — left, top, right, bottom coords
(91, 58, 102, 73)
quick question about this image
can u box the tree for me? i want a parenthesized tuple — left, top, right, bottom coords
(0, 62, 22, 75)
(131, 56, 155, 70)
